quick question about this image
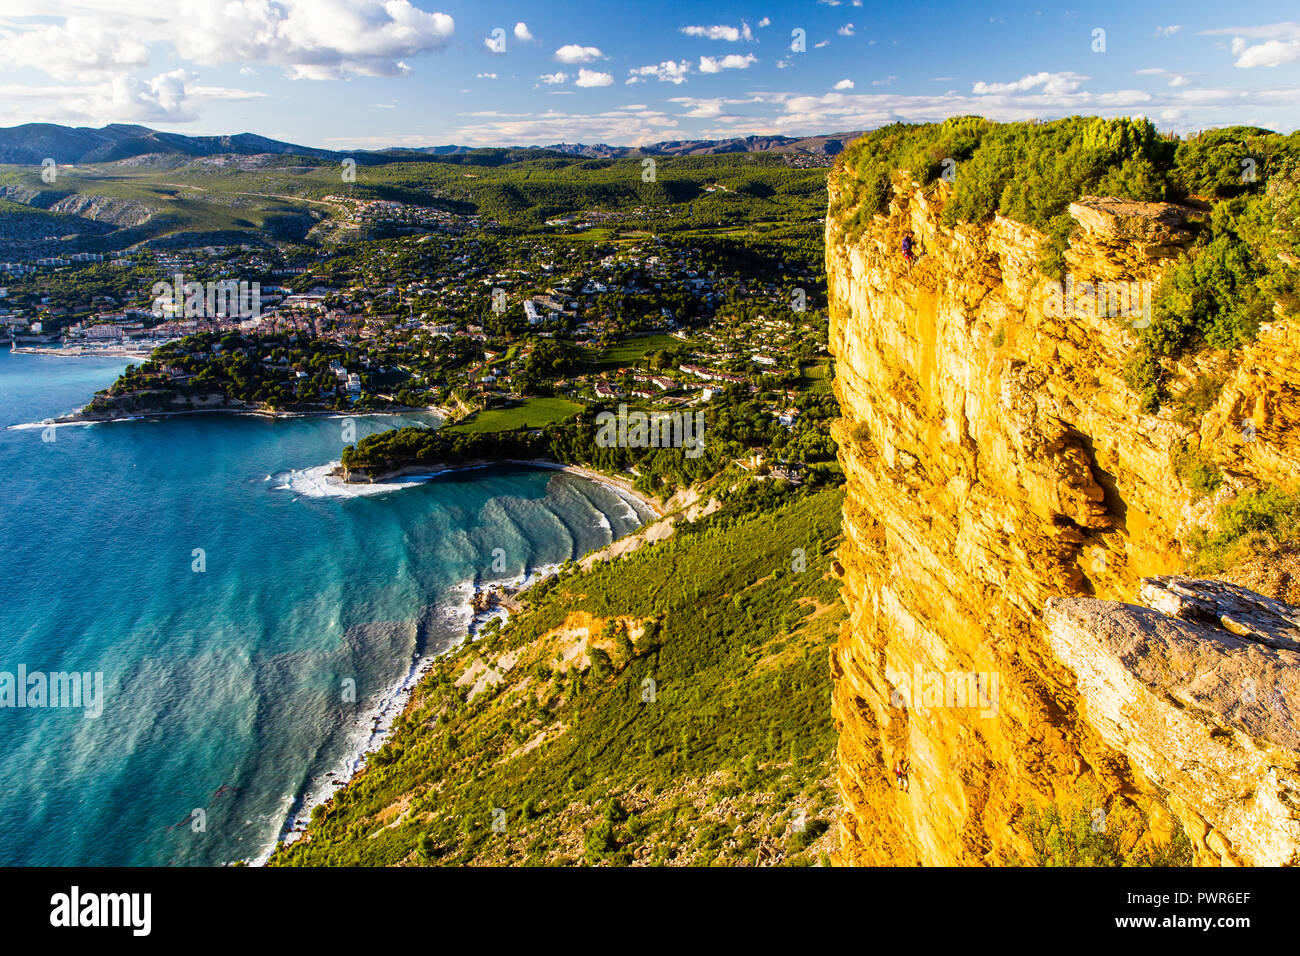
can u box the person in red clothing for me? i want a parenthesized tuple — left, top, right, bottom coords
(893, 757, 910, 792)
(901, 232, 916, 266)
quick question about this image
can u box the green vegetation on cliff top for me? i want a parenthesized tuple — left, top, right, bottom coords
(832, 116, 1300, 411)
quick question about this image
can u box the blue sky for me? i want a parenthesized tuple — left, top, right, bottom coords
(2, 1, 1298, 147)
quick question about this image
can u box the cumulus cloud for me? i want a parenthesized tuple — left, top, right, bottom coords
(1202, 22, 1300, 68)
(699, 53, 757, 73)
(175, 0, 453, 79)
(972, 71, 1088, 95)
(627, 60, 691, 85)
(0, 1, 455, 82)
(1231, 36, 1300, 68)
(476, 72, 497, 79)
(0, 68, 266, 125)
(838, 24, 855, 36)
(514, 22, 535, 42)
(758, 17, 771, 28)
(575, 68, 613, 87)
(0, 17, 148, 81)
(554, 44, 602, 63)
(834, 78, 854, 89)
(484, 30, 507, 54)
(538, 71, 568, 84)
(681, 23, 753, 42)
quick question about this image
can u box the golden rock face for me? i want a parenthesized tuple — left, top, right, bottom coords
(826, 172, 1300, 866)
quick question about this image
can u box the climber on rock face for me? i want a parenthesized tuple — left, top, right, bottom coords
(901, 232, 916, 266)
(894, 758, 910, 792)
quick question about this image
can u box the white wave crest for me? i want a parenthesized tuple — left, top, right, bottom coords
(270, 462, 435, 499)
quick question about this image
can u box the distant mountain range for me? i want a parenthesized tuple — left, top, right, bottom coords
(545, 132, 863, 159)
(0, 123, 863, 166)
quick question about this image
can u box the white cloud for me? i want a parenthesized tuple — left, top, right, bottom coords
(758, 17, 771, 28)
(1135, 67, 1199, 88)
(484, 30, 507, 54)
(815, 39, 830, 48)
(0, 16, 148, 81)
(514, 22, 535, 42)
(476, 72, 497, 79)
(628, 60, 691, 85)
(1155, 25, 1181, 37)
(972, 71, 1088, 96)
(1233, 38, 1300, 68)
(834, 78, 854, 90)
(681, 24, 753, 42)
(575, 68, 613, 87)
(538, 72, 567, 84)
(448, 107, 680, 147)
(699, 53, 758, 73)
(838, 24, 855, 36)
(1202, 22, 1300, 68)
(0, 68, 265, 125)
(0, 1, 455, 82)
(673, 97, 726, 118)
(554, 44, 603, 63)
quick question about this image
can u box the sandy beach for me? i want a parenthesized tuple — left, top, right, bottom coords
(350, 457, 665, 518)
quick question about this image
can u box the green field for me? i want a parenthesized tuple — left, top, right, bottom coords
(797, 360, 833, 393)
(584, 334, 683, 370)
(446, 396, 584, 434)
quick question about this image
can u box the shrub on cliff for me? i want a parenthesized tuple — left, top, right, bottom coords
(1012, 781, 1194, 867)
(835, 116, 1174, 275)
(1190, 484, 1300, 573)
(835, 116, 1299, 407)
(1132, 147, 1300, 402)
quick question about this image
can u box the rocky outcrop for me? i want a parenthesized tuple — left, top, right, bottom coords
(826, 170, 1300, 866)
(47, 193, 153, 228)
(1047, 578, 1300, 866)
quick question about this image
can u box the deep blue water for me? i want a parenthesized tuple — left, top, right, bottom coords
(0, 350, 649, 865)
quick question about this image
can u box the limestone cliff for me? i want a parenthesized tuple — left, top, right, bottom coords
(826, 170, 1300, 866)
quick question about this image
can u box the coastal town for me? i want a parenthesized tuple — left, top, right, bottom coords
(12, 231, 831, 461)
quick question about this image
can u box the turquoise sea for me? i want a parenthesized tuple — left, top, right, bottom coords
(0, 350, 651, 866)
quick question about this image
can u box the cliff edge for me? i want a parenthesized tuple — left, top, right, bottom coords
(826, 170, 1300, 865)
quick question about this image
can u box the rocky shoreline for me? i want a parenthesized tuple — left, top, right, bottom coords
(48, 400, 454, 426)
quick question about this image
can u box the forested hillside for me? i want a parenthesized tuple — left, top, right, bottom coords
(272, 485, 845, 866)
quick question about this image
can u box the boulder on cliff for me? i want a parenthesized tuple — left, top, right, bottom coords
(1046, 577, 1300, 866)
